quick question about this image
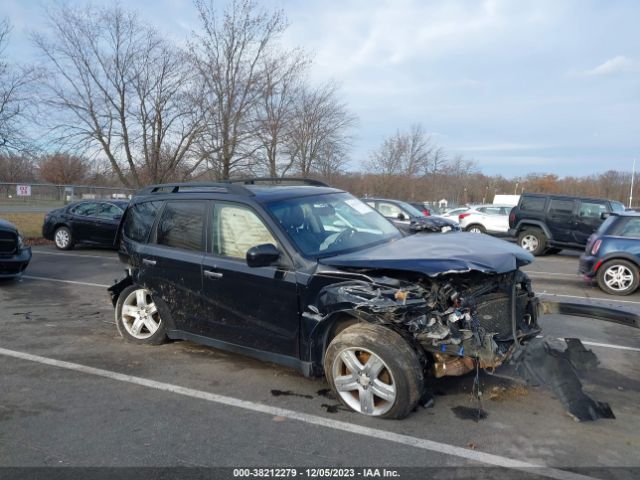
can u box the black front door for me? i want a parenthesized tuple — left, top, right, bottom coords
(574, 200, 607, 245)
(200, 202, 300, 357)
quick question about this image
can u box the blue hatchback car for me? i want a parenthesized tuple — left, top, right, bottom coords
(579, 212, 640, 295)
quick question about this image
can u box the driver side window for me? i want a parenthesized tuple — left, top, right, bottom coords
(213, 203, 276, 259)
(377, 202, 403, 218)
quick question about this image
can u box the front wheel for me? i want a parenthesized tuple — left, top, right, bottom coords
(596, 259, 639, 296)
(115, 285, 167, 344)
(54, 226, 74, 250)
(324, 323, 423, 419)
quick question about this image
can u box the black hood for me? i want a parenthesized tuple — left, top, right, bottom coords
(320, 232, 533, 277)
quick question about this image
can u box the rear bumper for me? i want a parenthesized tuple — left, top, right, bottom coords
(578, 254, 597, 278)
(508, 228, 518, 238)
(0, 247, 32, 278)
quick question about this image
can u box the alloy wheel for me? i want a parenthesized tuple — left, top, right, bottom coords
(120, 288, 161, 339)
(520, 234, 539, 252)
(331, 347, 396, 416)
(603, 265, 635, 292)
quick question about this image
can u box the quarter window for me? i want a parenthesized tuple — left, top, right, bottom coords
(520, 197, 546, 211)
(156, 201, 205, 251)
(123, 201, 162, 243)
(213, 204, 276, 259)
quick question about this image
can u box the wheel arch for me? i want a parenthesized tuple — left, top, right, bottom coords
(596, 253, 640, 272)
(515, 221, 552, 239)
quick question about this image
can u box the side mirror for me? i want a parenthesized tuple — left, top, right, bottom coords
(601, 212, 610, 220)
(397, 213, 406, 221)
(246, 243, 280, 268)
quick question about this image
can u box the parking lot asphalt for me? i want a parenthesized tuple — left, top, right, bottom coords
(1, 245, 639, 478)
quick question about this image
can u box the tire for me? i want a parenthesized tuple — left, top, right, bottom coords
(115, 285, 167, 344)
(54, 226, 74, 250)
(518, 228, 547, 256)
(465, 224, 486, 234)
(596, 259, 639, 296)
(324, 323, 423, 419)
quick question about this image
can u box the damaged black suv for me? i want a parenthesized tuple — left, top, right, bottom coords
(110, 179, 614, 420)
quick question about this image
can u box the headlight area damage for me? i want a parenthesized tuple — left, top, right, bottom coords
(307, 270, 616, 422)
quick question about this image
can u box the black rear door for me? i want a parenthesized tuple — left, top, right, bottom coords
(137, 200, 206, 332)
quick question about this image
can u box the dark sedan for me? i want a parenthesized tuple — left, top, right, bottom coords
(580, 212, 640, 295)
(0, 219, 31, 278)
(362, 198, 460, 234)
(43, 200, 128, 250)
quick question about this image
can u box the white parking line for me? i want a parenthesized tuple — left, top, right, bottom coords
(0, 346, 596, 480)
(32, 250, 118, 260)
(579, 341, 640, 353)
(22, 275, 110, 289)
(526, 272, 578, 277)
(539, 292, 640, 305)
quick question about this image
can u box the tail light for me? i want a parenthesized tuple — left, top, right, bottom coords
(458, 213, 471, 221)
(591, 239, 602, 256)
(422, 209, 430, 216)
(509, 210, 515, 226)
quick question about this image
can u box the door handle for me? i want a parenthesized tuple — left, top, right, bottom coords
(204, 269, 223, 279)
(142, 258, 157, 266)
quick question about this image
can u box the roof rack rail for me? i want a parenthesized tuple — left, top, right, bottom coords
(226, 177, 329, 187)
(138, 181, 252, 196)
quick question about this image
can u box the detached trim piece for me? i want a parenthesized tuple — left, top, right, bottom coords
(540, 301, 640, 329)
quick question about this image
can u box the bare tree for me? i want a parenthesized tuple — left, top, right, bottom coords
(191, 0, 287, 179)
(0, 153, 36, 182)
(32, 4, 204, 188)
(0, 18, 36, 153)
(253, 51, 308, 177)
(39, 152, 89, 184)
(286, 82, 356, 176)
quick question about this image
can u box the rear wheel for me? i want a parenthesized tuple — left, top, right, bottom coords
(115, 285, 167, 344)
(518, 228, 547, 256)
(466, 224, 486, 234)
(324, 323, 423, 419)
(596, 259, 639, 296)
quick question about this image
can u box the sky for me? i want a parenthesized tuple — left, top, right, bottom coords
(2, 0, 639, 177)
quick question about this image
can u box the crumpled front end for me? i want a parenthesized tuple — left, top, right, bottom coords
(309, 268, 614, 421)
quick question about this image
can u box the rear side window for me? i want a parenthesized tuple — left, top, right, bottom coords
(549, 199, 575, 215)
(520, 196, 545, 212)
(123, 201, 162, 243)
(618, 218, 640, 238)
(156, 201, 205, 251)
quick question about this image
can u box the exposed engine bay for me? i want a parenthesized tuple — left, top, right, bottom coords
(311, 269, 616, 421)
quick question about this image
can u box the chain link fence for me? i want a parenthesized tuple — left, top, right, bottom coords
(0, 182, 136, 212)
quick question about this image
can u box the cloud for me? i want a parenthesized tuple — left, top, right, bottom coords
(584, 55, 635, 76)
(455, 143, 547, 152)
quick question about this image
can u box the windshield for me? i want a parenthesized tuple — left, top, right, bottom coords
(266, 192, 402, 258)
(610, 201, 625, 212)
(397, 201, 425, 217)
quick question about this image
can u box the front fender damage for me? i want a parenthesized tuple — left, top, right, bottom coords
(308, 270, 617, 421)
